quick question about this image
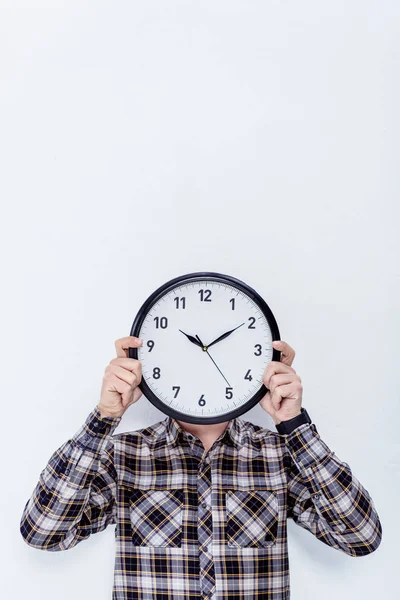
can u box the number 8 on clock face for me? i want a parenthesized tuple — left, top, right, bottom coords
(129, 272, 281, 424)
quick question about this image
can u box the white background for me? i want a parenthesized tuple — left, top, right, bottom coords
(1, 1, 398, 598)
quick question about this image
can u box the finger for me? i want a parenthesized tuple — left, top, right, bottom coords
(268, 372, 297, 395)
(270, 383, 287, 412)
(270, 382, 299, 411)
(263, 361, 295, 388)
(272, 340, 295, 366)
(107, 364, 141, 387)
(132, 386, 143, 403)
(115, 336, 143, 358)
(109, 357, 142, 374)
(121, 385, 143, 409)
(106, 373, 133, 396)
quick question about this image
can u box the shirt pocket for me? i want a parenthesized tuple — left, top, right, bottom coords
(129, 488, 184, 548)
(226, 489, 279, 548)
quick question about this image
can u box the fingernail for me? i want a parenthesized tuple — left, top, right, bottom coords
(272, 340, 281, 346)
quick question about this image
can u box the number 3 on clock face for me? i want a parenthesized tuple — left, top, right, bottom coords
(129, 272, 281, 424)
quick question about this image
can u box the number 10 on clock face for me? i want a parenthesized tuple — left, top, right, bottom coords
(129, 273, 280, 424)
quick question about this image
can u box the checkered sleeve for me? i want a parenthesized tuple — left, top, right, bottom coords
(284, 422, 382, 557)
(20, 405, 122, 551)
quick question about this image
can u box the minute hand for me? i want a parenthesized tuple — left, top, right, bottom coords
(206, 322, 245, 350)
(195, 334, 231, 387)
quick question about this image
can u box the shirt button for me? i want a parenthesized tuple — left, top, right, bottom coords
(314, 493, 321, 501)
(201, 502, 207, 509)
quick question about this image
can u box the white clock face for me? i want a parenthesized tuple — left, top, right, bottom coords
(135, 278, 275, 421)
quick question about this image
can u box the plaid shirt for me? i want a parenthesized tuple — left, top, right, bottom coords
(20, 405, 382, 600)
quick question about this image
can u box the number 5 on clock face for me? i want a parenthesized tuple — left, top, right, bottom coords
(129, 272, 281, 424)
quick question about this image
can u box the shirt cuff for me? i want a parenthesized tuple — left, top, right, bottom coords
(71, 405, 122, 454)
(284, 422, 332, 470)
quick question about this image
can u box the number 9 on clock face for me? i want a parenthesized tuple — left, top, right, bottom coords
(129, 272, 281, 424)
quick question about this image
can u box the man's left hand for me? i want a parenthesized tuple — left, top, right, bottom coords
(259, 340, 303, 426)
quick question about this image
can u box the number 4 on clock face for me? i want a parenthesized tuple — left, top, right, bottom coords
(129, 272, 280, 424)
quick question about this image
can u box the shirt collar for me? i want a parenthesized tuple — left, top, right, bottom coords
(153, 414, 242, 452)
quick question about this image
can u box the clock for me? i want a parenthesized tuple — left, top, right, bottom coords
(129, 272, 281, 424)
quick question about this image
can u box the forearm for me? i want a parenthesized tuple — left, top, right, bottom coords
(20, 406, 121, 551)
(284, 422, 383, 557)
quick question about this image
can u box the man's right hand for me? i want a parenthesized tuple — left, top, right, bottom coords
(97, 336, 143, 419)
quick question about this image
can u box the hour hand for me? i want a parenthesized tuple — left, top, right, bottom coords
(179, 329, 203, 348)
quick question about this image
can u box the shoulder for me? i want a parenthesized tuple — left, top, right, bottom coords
(111, 418, 166, 446)
(235, 417, 284, 449)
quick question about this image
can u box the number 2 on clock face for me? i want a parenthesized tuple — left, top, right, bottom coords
(136, 280, 273, 418)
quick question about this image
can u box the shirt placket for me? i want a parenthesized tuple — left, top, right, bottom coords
(187, 434, 216, 600)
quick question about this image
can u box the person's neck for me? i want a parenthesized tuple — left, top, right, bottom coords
(176, 419, 230, 452)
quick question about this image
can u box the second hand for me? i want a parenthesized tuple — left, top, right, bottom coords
(195, 334, 231, 387)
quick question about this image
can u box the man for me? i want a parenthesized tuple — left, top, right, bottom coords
(20, 336, 382, 600)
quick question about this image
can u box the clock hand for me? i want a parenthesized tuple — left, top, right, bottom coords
(195, 334, 232, 387)
(179, 329, 203, 348)
(195, 333, 206, 349)
(206, 322, 245, 350)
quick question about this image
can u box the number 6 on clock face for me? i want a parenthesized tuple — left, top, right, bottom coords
(129, 272, 281, 424)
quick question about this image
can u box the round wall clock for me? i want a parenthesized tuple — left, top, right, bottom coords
(129, 272, 281, 424)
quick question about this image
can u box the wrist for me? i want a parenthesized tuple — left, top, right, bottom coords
(97, 404, 124, 419)
(275, 408, 312, 435)
(72, 406, 122, 453)
(274, 409, 302, 426)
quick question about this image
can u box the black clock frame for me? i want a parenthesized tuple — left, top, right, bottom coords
(129, 271, 281, 424)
